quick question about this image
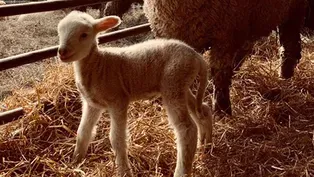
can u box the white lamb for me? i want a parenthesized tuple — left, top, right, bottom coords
(57, 11, 212, 177)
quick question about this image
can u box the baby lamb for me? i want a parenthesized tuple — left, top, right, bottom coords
(57, 11, 212, 177)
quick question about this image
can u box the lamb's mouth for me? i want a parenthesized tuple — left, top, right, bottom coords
(59, 53, 75, 62)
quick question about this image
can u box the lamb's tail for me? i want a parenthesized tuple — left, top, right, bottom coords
(195, 57, 208, 116)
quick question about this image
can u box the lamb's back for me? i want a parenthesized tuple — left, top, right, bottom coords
(106, 39, 199, 99)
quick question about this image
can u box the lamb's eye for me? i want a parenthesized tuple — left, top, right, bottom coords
(80, 33, 88, 39)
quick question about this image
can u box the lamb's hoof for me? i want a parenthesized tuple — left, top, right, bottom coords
(200, 141, 212, 154)
(72, 150, 86, 164)
(199, 132, 212, 152)
(120, 171, 133, 177)
(199, 132, 211, 144)
(203, 143, 212, 154)
(118, 167, 134, 177)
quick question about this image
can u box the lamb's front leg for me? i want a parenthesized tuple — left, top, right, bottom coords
(108, 102, 132, 177)
(73, 101, 102, 162)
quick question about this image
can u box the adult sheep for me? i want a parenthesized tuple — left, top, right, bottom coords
(144, 0, 312, 116)
(104, 0, 143, 17)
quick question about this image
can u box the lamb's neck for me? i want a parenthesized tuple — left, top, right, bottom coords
(73, 45, 104, 84)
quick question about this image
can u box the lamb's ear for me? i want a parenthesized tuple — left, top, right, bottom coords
(94, 16, 121, 32)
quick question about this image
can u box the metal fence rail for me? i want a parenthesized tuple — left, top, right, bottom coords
(0, 23, 151, 71)
(4, 0, 29, 5)
(0, 0, 110, 17)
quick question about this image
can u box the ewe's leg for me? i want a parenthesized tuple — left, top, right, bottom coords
(163, 93, 197, 177)
(73, 102, 102, 162)
(279, 12, 303, 79)
(187, 90, 212, 145)
(108, 103, 132, 177)
(211, 46, 237, 116)
(233, 42, 254, 71)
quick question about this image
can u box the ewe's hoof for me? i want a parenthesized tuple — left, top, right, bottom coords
(213, 90, 232, 117)
(262, 88, 282, 101)
(213, 111, 231, 122)
(280, 69, 294, 79)
(280, 62, 295, 79)
(213, 106, 232, 118)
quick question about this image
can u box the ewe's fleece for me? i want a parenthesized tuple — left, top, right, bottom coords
(144, 0, 310, 115)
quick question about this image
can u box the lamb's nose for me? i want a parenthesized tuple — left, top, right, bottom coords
(58, 48, 68, 56)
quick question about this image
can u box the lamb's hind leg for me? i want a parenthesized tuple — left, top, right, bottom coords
(108, 101, 132, 177)
(163, 92, 198, 177)
(187, 90, 212, 146)
(279, 6, 304, 79)
(73, 102, 102, 162)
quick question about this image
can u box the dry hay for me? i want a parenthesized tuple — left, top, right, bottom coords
(2, 30, 314, 177)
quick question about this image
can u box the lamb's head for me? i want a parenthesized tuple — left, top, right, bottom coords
(57, 11, 121, 62)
